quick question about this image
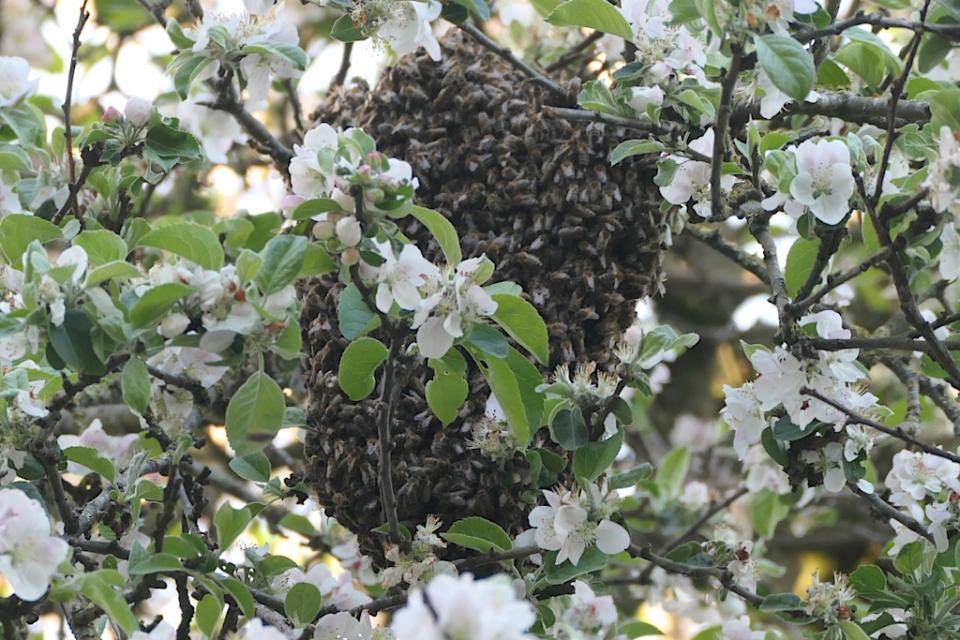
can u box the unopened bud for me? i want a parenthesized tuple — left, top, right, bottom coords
(341, 247, 360, 266)
(124, 97, 152, 126)
(102, 106, 122, 122)
(335, 215, 362, 247)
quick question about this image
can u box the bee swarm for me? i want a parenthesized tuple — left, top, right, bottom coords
(299, 31, 667, 562)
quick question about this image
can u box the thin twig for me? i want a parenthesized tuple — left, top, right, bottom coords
(330, 42, 353, 89)
(848, 482, 935, 544)
(685, 224, 769, 283)
(709, 44, 742, 220)
(545, 31, 603, 72)
(801, 387, 960, 464)
(59, 0, 90, 221)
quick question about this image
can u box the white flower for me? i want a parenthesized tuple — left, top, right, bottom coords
(372, 242, 439, 312)
(238, 620, 289, 640)
(757, 68, 818, 119)
(378, 1, 442, 62)
(176, 92, 244, 164)
(940, 222, 960, 282)
(925, 126, 960, 216)
(314, 612, 392, 640)
(283, 562, 372, 611)
(57, 246, 88, 286)
(559, 581, 618, 634)
(413, 257, 498, 359)
(0, 180, 20, 217)
(131, 622, 176, 640)
(124, 97, 152, 126)
(0, 488, 69, 600)
(148, 347, 228, 389)
(721, 616, 764, 640)
(159, 312, 190, 338)
(628, 86, 664, 114)
(0, 56, 37, 106)
(336, 215, 363, 247)
(527, 484, 629, 566)
(57, 419, 138, 474)
(659, 129, 734, 218)
(721, 383, 766, 460)
(789, 139, 854, 225)
(391, 573, 535, 640)
(290, 123, 340, 199)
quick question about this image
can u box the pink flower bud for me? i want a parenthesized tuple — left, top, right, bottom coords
(102, 106, 122, 122)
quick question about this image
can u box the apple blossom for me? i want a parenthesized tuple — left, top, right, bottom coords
(391, 573, 535, 640)
(0, 488, 69, 600)
(0, 56, 37, 106)
(124, 97, 153, 126)
(377, 1, 442, 62)
(788, 139, 855, 225)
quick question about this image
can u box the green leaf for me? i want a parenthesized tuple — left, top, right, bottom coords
(410, 205, 462, 264)
(0, 214, 62, 264)
(128, 552, 184, 575)
(85, 260, 141, 286)
(491, 294, 549, 363)
(609, 139, 663, 165)
(215, 503, 253, 550)
(171, 54, 214, 99)
(930, 86, 960, 132)
(759, 592, 803, 613)
(464, 323, 509, 358)
(299, 243, 337, 277)
(137, 222, 224, 270)
(243, 42, 308, 71)
(441, 517, 512, 552)
(94, 0, 151, 32)
(330, 13, 366, 42)
(129, 282, 194, 328)
(122, 356, 151, 414)
(220, 577, 255, 618)
(838, 622, 871, 640)
(550, 406, 588, 450)
(225, 371, 286, 456)
(749, 489, 788, 539)
(754, 34, 815, 101)
(918, 32, 952, 73)
(196, 593, 223, 637)
(338, 337, 389, 401)
(609, 463, 653, 490)
(166, 19, 195, 48)
(573, 429, 623, 481)
(49, 309, 107, 375)
(619, 620, 665, 638)
(784, 236, 820, 297)
(338, 284, 380, 340)
(80, 571, 139, 634)
(849, 564, 886, 595)
(285, 582, 322, 626)
(63, 446, 116, 481)
(655, 446, 690, 501)
(543, 546, 607, 582)
(426, 371, 468, 426)
(144, 120, 204, 172)
(0, 103, 45, 147)
(472, 351, 531, 446)
(229, 452, 272, 482)
(291, 197, 343, 220)
(74, 229, 128, 266)
(255, 235, 308, 294)
(546, 0, 633, 38)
